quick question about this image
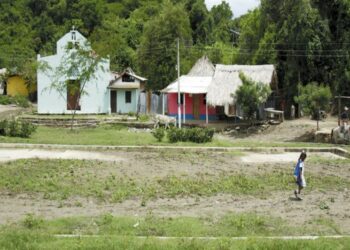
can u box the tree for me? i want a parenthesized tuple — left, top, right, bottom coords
(294, 83, 332, 117)
(137, 2, 192, 90)
(235, 72, 271, 124)
(47, 42, 106, 130)
(294, 83, 332, 130)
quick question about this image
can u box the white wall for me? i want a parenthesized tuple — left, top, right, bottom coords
(37, 30, 110, 114)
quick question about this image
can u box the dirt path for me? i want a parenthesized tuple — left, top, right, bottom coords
(0, 149, 125, 162)
(0, 148, 344, 163)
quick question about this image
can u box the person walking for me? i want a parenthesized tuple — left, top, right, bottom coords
(293, 151, 307, 200)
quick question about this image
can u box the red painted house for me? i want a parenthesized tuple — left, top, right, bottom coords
(162, 56, 217, 122)
(164, 76, 217, 121)
(162, 56, 278, 123)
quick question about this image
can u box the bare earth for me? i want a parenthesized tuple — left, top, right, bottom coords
(0, 149, 349, 234)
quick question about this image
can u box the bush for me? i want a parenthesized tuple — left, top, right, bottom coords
(152, 127, 165, 142)
(0, 119, 36, 138)
(13, 95, 30, 108)
(0, 95, 30, 108)
(0, 120, 8, 136)
(167, 127, 215, 143)
(0, 95, 12, 105)
(20, 121, 37, 138)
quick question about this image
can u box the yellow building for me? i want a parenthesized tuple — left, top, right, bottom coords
(7, 76, 35, 97)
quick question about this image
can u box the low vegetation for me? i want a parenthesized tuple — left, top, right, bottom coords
(0, 213, 348, 249)
(0, 159, 348, 202)
(0, 119, 36, 138)
(167, 127, 215, 143)
(1, 212, 342, 237)
(0, 95, 30, 108)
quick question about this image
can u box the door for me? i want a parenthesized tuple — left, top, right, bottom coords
(193, 94, 200, 120)
(111, 90, 117, 113)
(67, 80, 81, 110)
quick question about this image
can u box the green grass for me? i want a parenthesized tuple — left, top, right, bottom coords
(0, 125, 337, 148)
(0, 159, 348, 202)
(1, 213, 344, 237)
(0, 214, 349, 249)
(0, 231, 348, 250)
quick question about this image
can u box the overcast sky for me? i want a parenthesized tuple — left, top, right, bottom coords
(205, 0, 260, 18)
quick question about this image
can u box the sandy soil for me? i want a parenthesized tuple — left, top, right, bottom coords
(0, 150, 349, 234)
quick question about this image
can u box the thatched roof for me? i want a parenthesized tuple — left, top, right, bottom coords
(207, 64, 276, 106)
(187, 56, 215, 77)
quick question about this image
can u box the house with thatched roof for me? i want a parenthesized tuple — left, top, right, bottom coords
(162, 56, 278, 123)
(207, 64, 278, 118)
(162, 56, 217, 122)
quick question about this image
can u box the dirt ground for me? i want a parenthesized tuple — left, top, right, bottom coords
(219, 116, 339, 143)
(0, 150, 349, 234)
(0, 104, 25, 120)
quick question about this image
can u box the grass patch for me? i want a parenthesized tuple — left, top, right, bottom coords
(0, 231, 349, 250)
(0, 125, 336, 148)
(0, 159, 348, 202)
(1, 213, 341, 237)
(0, 214, 349, 249)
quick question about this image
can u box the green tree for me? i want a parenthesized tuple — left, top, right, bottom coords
(47, 42, 107, 129)
(137, 2, 192, 90)
(235, 72, 271, 124)
(294, 83, 332, 130)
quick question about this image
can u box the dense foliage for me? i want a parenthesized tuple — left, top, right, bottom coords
(235, 72, 271, 121)
(0, 0, 349, 109)
(167, 127, 215, 143)
(236, 0, 350, 112)
(294, 83, 332, 118)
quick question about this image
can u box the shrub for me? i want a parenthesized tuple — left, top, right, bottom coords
(20, 121, 37, 138)
(13, 95, 30, 108)
(167, 127, 185, 143)
(0, 120, 8, 136)
(0, 95, 12, 105)
(152, 127, 165, 142)
(8, 120, 20, 137)
(0, 95, 30, 107)
(0, 119, 36, 138)
(167, 127, 215, 143)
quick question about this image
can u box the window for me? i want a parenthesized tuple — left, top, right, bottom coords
(203, 94, 207, 105)
(125, 91, 132, 103)
(122, 74, 135, 82)
(177, 94, 184, 105)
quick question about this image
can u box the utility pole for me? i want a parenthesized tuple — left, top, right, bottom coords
(177, 37, 181, 128)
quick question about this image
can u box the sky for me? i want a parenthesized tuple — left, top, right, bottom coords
(205, 0, 260, 18)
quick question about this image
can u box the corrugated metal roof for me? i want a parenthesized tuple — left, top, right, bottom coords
(162, 76, 212, 94)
